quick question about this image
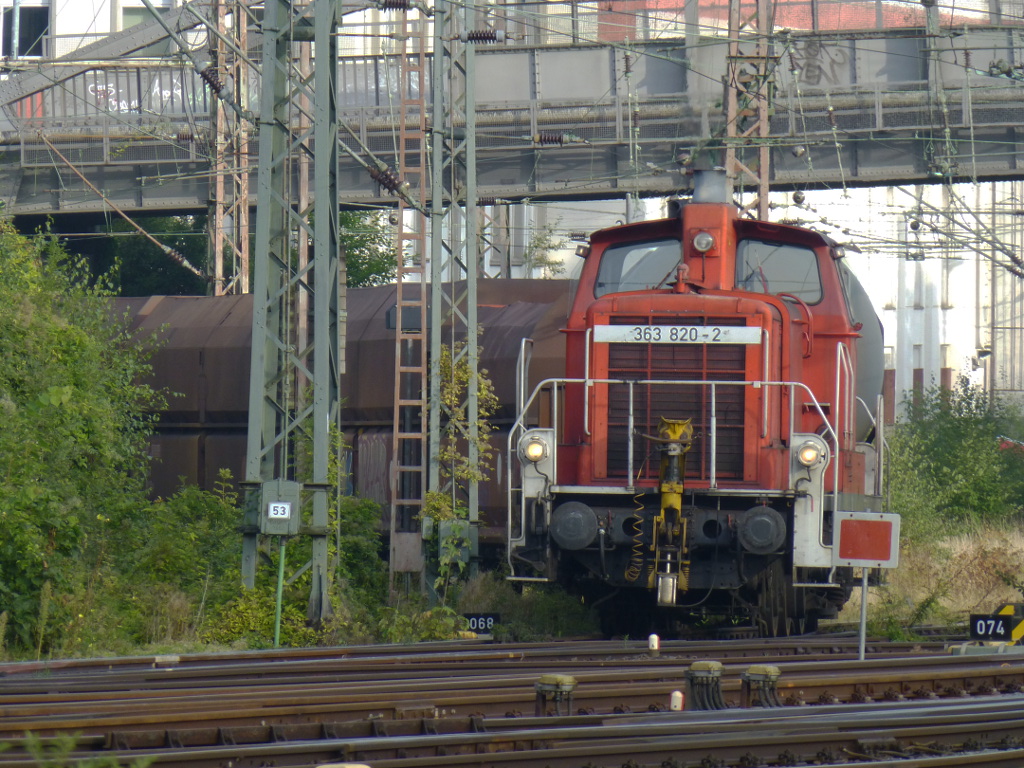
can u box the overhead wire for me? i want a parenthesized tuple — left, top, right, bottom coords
(13, 1, 1024, 235)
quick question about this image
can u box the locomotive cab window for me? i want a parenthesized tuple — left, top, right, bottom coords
(736, 239, 822, 303)
(595, 238, 681, 298)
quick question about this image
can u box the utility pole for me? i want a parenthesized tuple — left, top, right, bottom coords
(242, 0, 342, 624)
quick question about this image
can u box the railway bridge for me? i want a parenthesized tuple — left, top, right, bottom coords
(0, 2, 1021, 217)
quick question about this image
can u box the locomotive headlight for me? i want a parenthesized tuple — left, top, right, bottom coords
(518, 428, 555, 499)
(796, 439, 826, 467)
(519, 433, 549, 463)
(692, 231, 715, 253)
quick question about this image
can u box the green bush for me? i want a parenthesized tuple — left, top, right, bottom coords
(888, 376, 1024, 541)
(201, 589, 320, 649)
(0, 225, 162, 654)
(457, 571, 598, 641)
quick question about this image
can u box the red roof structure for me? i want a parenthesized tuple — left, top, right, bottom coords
(594, 0, 1007, 42)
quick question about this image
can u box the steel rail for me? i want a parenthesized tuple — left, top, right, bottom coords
(6, 697, 1024, 768)
(0, 637, 950, 690)
(2, 651, 1023, 746)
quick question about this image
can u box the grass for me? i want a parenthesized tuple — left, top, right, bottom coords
(838, 524, 1024, 636)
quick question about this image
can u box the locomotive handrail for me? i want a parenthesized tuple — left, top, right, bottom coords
(855, 395, 877, 429)
(583, 328, 592, 437)
(507, 375, 841, 559)
(832, 342, 855, 529)
(836, 343, 855, 450)
(510, 376, 837, 467)
(509, 376, 839, 495)
(709, 383, 718, 489)
(778, 292, 814, 358)
(516, 337, 534, 416)
(876, 394, 886, 498)
(856, 393, 886, 498)
(627, 380, 636, 485)
(760, 328, 771, 440)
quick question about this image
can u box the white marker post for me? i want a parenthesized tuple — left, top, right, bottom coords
(832, 511, 901, 661)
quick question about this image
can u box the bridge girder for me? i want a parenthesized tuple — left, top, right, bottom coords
(1, 26, 1024, 215)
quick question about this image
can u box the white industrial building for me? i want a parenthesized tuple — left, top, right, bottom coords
(2, 0, 178, 54)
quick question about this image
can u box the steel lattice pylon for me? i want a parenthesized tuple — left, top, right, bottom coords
(242, 0, 342, 625)
(209, 0, 252, 296)
(428, 0, 484, 579)
(725, 0, 774, 220)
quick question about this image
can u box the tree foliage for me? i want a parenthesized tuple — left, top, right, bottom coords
(886, 376, 1024, 541)
(72, 214, 209, 296)
(341, 210, 396, 287)
(520, 220, 567, 278)
(0, 223, 164, 650)
(0, 215, 596, 658)
(421, 339, 500, 604)
(45, 210, 397, 297)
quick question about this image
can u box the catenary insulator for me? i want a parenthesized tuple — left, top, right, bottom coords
(533, 132, 565, 145)
(367, 165, 407, 195)
(459, 29, 506, 43)
(200, 66, 224, 93)
(379, 0, 412, 9)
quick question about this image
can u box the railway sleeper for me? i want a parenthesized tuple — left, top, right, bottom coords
(103, 718, 481, 752)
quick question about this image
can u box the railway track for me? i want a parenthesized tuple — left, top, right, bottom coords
(2, 635, 1022, 767)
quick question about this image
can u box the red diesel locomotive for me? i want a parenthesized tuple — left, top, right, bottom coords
(506, 174, 887, 636)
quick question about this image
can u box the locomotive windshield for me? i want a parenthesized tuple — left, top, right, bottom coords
(594, 238, 680, 297)
(736, 239, 822, 302)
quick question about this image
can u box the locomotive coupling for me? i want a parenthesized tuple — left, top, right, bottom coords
(653, 417, 693, 603)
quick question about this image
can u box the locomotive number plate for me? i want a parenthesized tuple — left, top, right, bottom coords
(594, 325, 760, 344)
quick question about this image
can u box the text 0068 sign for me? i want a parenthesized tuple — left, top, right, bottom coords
(462, 613, 500, 634)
